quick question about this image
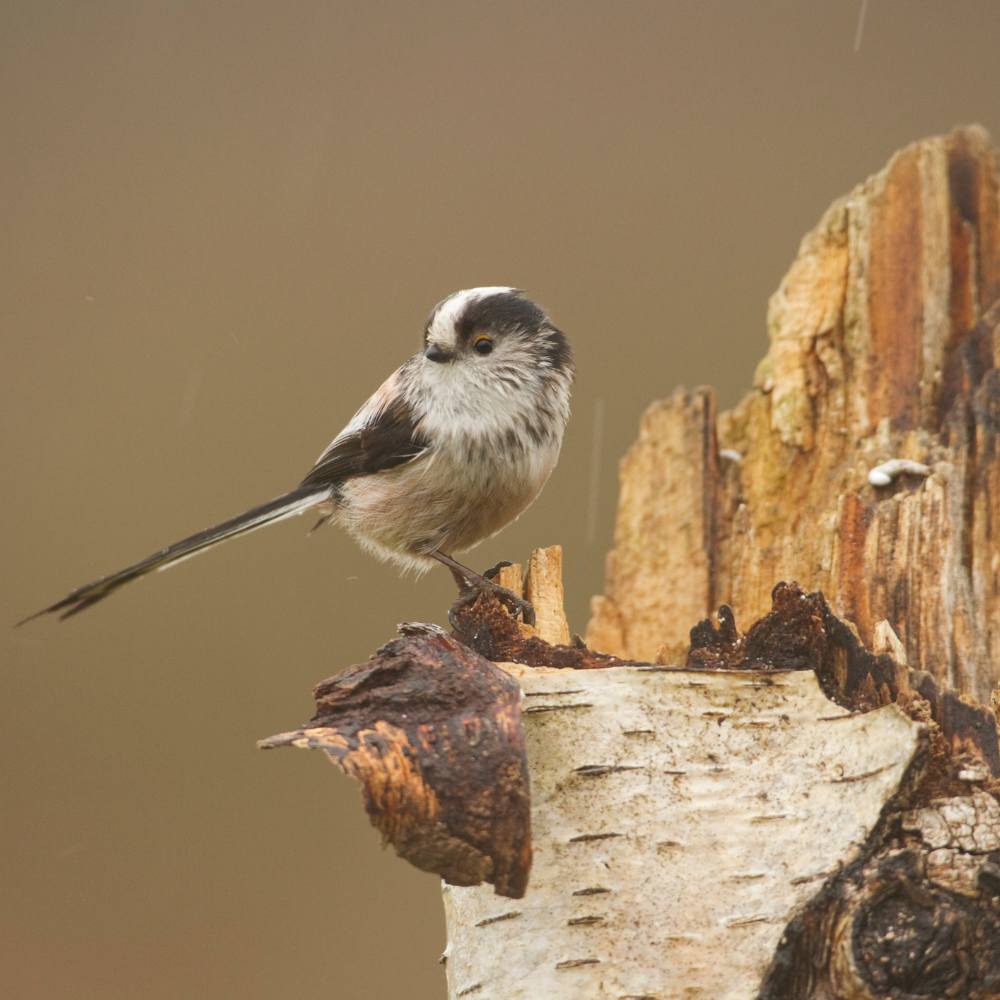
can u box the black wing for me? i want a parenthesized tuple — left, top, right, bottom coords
(298, 390, 431, 491)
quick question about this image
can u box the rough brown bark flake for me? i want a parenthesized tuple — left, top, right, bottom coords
(260, 624, 531, 898)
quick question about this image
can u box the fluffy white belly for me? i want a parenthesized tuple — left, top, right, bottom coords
(335, 440, 559, 572)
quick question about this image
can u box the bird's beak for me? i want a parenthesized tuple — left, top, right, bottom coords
(424, 344, 453, 363)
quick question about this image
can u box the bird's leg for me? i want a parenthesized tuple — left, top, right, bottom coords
(429, 550, 536, 628)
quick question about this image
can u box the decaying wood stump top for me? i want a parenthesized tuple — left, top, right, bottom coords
(588, 125, 1000, 705)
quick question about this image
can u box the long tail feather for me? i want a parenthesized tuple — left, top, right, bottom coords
(17, 487, 326, 624)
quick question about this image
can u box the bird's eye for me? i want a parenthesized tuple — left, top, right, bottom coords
(473, 336, 494, 356)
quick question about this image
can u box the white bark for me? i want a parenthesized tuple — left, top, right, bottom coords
(442, 664, 922, 1000)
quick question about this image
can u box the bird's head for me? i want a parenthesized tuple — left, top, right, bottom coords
(421, 287, 572, 383)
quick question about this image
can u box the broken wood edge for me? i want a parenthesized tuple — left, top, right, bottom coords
(685, 580, 1000, 793)
(485, 550, 1000, 795)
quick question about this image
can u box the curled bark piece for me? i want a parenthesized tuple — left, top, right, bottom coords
(260, 624, 531, 898)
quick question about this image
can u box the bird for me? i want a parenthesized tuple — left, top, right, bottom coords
(18, 287, 574, 627)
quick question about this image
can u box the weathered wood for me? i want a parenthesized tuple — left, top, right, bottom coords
(588, 125, 1000, 705)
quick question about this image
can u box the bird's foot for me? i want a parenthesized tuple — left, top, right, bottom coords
(448, 574, 536, 630)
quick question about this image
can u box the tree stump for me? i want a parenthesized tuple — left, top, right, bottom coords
(431, 555, 999, 999)
(265, 127, 1000, 998)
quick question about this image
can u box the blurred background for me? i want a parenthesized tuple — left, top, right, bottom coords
(3, 2, 1000, 997)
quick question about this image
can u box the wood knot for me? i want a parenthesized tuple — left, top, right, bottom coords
(830, 851, 1000, 999)
(854, 878, 972, 996)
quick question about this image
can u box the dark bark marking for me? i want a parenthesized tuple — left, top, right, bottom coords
(725, 915, 771, 928)
(827, 762, 900, 784)
(788, 870, 832, 886)
(523, 702, 594, 715)
(573, 764, 642, 777)
(475, 911, 522, 928)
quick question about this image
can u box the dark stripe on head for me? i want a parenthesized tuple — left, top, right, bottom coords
(455, 291, 547, 345)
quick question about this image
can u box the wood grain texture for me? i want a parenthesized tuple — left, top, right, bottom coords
(587, 126, 1000, 704)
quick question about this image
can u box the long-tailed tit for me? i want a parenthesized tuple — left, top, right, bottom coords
(20, 287, 574, 626)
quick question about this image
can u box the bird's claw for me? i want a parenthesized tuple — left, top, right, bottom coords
(449, 576, 536, 629)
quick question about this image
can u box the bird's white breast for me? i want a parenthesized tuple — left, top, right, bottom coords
(336, 353, 570, 572)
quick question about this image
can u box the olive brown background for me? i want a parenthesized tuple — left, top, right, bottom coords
(4, 3, 1000, 998)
